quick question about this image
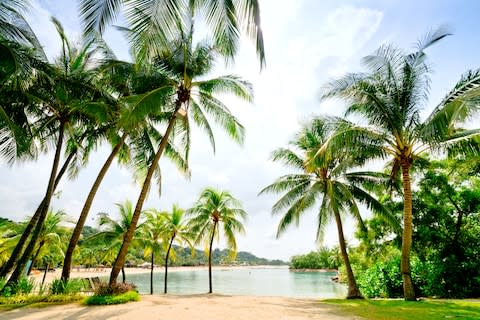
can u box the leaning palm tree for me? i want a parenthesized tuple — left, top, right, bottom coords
(1, 18, 114, 287)
(87, 201, 144, 283)
(187, 188, 247, 293)
(321, 29, 480, 300)
(260, 117, 395, 299)
(78, 0, 265, 67)
(108, 20, 252, 286)
(160, 204, 193, 294)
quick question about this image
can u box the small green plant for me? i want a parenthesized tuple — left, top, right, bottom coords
(49, 279, 85, 295)
(2, 277, 35, 296)
(84, 291, 139, 305)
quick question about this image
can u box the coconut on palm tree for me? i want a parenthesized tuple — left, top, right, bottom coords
(188, 188, 247, 293)
(321, 29, 480, 300)
(260, 116, 396, 299)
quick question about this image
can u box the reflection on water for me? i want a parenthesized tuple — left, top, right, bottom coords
(117, 267, 347, 298)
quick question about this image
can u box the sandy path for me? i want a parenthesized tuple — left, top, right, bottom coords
(0, 295, 354, 320)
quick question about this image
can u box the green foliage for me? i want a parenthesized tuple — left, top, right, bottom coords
(1, 277, 35, 297)
(356, 255, 403, 298)
(84, 291, 139, 305)
(0, 293, 84, 306)
(49, 279, 85, 295)
(290, 248, 341, 270)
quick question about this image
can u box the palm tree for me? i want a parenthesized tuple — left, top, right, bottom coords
(159, 204, 193, 294)
(60, 57, 190, 282)
(87, 200, 143, 283)
(78, 0, 265, 66)
(108, 20, 252, 286)
(26, 209, 71, 275)
(140, 209, 166, 294)
(260, 117, 396, 299)
(1, 18, 114, 287)
(321, 29, 480, 300)
(188, 188, 247, 293)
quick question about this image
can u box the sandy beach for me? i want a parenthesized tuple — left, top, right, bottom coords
(0, 294, 353, 320)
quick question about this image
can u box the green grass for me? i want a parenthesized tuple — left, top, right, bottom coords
(324, 299, 480, 320)
(83, 291, 140, 305)
(0, 294, 84, 311)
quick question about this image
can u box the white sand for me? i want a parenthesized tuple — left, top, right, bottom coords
(0, 294, 353, 320)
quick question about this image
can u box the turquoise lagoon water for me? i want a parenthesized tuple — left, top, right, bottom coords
(117, 266, 347, 298)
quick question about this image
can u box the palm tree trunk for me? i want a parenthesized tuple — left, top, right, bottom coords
(122, 266, 126, 283)
(109, 108, 180, 286)
(0, 150, 75, 278)
(164, 236, 174, 294)
(333, 207, 362, 299)
(150, 251, 154, 294)
(208, 222, 217, 294)
(400, 161, 416, 301)
(4, 121, 66, 287)
(41, 263, 49, 287)
(27, 241, 45, 276)
(61, 133, 127, 282)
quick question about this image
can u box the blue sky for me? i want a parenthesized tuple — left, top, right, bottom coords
(1, 0, 479, 260)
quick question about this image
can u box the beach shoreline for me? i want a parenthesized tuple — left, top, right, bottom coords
(30, 265, 288, 285)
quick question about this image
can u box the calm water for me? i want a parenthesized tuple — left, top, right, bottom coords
(117, 267, 346, 298)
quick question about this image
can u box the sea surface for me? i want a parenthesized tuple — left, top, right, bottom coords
(118, 266, 347, 298)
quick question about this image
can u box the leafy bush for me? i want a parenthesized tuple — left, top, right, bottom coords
(84, 291, 140, 305)
(94, 282, 137, 296)
(1, 277, 35, 297)
(356, 256, 403, 298)
(49, 279, 85, 295)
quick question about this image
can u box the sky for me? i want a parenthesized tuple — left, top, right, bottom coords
(1, 0, 479, 261)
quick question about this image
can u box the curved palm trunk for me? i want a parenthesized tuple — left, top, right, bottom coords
(150, 251, 154, 294)
(121, 266, 126, 283)
(208, 222, 217, 294)
(0, 149, 75, 278)
(164, 236, 174, 294)
(41, 263, 49, 287)
(27, 241, 45, 276)
(333, 208, 362, 299)
(400, 161, 416, 301)
(4, 121, 66, 287)
(61, 133, 127, 282)
(109, 109, 179, 286)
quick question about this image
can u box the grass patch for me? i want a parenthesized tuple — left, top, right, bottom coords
(0, 294, 84, 310)
(83, 291, 140, 305)
(324, 299, 480, 320)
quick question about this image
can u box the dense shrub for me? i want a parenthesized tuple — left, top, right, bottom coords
(0, 293, 84, 305)
(84, 291, 139, 305)
(94, 282, 137, 296)
(356, 256, 403, 298)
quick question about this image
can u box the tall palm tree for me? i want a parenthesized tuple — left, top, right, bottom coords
(78, 0, 265, 67)
(321, 29, 480, 300)
(60, 57, 190, 282)
(108, 21, 252, 286)
(188, 188, 247, 293)
(1, 18, 114, 287)
(260, 117, 396, 299)
(159, 204, 193, 294)
(87, 200, 143, 283)
(140, 209, 166, 294)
